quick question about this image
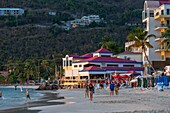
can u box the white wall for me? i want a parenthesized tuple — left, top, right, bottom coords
(65, 69, 79, 77)
(119, 54, 142, 62)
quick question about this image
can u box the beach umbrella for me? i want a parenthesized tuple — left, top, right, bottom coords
(120, 75, 131, 79)
(112, 75, 121, 79)
(127, 70, 140, 76)
(130, 79, 137, 83)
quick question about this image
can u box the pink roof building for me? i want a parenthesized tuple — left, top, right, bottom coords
(62, 48, 144, 86)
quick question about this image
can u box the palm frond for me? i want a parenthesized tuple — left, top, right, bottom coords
(160, 39, 168, 45)
(166, 43, 170, 51)
(145, 42, 153, 48)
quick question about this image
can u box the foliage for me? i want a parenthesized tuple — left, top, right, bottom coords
(0, 0, 145, 81)
(162, 27, 170, 50)
(0, 75, 5, 84)
(99, 35, 124, 54)
(127, 27, 156, 73)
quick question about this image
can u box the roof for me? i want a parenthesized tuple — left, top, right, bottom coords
(95, 48, 113, 53)
(145, 1, 160, 8)
(103, 67, 144, 71)
(79, 57, 140, 63)
(119, 51, 141, 55)
(68, 54, 79, 57)
(0, 8, 23, 10)
(159, 0, 170, 5)
(80, 53, 93, 58)
(84, 66, 105, 71)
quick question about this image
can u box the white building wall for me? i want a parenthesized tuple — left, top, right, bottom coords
(119, 54, 142, 62)
(144, 16, 161, 62)
(65, 69, 79, 77)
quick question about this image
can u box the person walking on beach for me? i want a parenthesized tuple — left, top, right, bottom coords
(110, 81, 114, 96)
(89, 83, 94, 101)
(115, 81, 120, 96)
(84, 82, 89, 98)
(26, 89, 31, 101)
(0, 91, 2, 97)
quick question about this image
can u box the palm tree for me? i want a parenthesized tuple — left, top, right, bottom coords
(161, 27, 170, 51)
(99, 35, 110, 48)
(127, 27, 156, 73)
(99, 35, 124, 54)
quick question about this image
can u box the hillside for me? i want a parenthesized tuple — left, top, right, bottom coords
(0, 0, 145, 69)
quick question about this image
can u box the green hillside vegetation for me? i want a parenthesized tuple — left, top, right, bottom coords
(0, 0, 145, 83)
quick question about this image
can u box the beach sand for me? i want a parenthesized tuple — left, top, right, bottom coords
(1, 88, 170, 113)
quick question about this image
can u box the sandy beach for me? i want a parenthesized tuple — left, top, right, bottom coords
(30, 88, 170, 113)
(1, 87, 170, 113)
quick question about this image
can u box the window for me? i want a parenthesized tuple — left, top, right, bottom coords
(74, 65, 77, 68)
(63, 61, 65, 66)
(127, 57, 131, 60)
(167, 9, 170, 15)
(145, 12, 147, 18)
(150, 13, 154, 17)
(66, 60, 68, 66)
(167, 20, 170, 26)
(161, 10, 164, 15)
(123, 65, 134, 67)
(70, 60, 72, 66)
(162, 55, 165, 60)
(79, 65, 82, 67)
(107, 64, 118, 67)
(101, 55, 111, 57)
(124, 56, 127, 59)
(155, 12, 159, 16)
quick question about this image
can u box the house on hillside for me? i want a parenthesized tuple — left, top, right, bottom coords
(0, 8, 24, 16)
(66, 15, 101, 28)
(62, 48, 144, 87)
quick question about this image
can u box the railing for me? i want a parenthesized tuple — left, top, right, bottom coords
(155, 24, 169, 28)
(125, 41, 135, 47)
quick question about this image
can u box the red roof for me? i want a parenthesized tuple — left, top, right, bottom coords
(84, 66, 104, 71)
(119, 51, 141, 55)
(68, 54, 79, 57)
(80, 57, 138, 63)
(103, 67, 144, 71)
(159, 0, 170, 5)
(127, 70, 138, 74)
(81, 53, 93, 58)
(95, 48, 112, 53)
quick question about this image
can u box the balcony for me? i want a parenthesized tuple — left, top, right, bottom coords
(155, 47, 170, 52)
(125, 41, 135, 47)
(154, 14, 170, 20)
(155, 37, 167, 41)
(154, 24, 169, 31)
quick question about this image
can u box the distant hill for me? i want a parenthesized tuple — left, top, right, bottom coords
(0, 0, 145, 68)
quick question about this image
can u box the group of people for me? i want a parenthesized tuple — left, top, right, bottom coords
(84, 80, 121, 101)
(84, 83, 95, 101)
(109, 80, 120, 96)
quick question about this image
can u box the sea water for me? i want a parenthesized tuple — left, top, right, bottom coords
(0, 87, 44, 110)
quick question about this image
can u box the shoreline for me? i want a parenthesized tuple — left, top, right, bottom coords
(0, 90, 64, 113)
(0, 85, 39, 89)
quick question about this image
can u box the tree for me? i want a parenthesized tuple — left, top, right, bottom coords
(161, 27, 170, 51)
(127, 27, 156, 73)
(99, 35, 111, 49)
(99, 35, 124, 54)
